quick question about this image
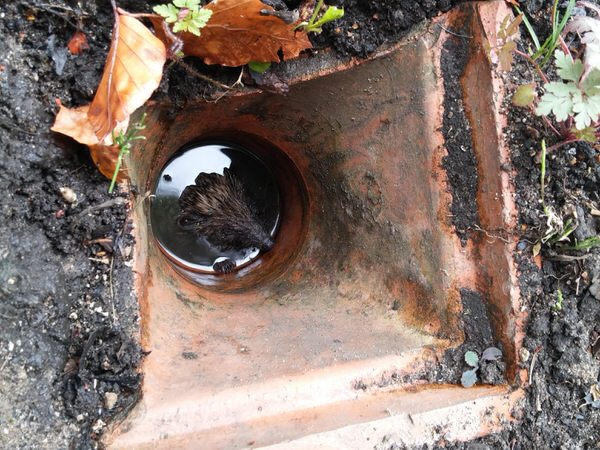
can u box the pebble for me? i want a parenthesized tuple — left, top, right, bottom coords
(519, 347, 530, 363)
(92, 419, 105, 433)
(104, 392, 118, 410)
(59, 187, 77, 204)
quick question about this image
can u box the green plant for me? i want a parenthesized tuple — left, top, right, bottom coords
(514, 0, 575, 65)
(153, 0, 212, 36)
(461, 347, 503, 388)
(561, 235, 600, 251)
(248, 61, 272, 74)
(508, 2, 600, 150)
(296, 0, 344, 34)
(536, 50, 600, 134)
(109, 114, 147, 193)
(553, 288, 564, 311)
(537, 140, 577, 249)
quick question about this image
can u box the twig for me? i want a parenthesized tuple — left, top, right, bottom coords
(472, 224, 512, 244)
(76, 197, 127, 218)
(70, 197, 127, 232)
(437, 23, 472, 39)
(210, 67, 245, 103)
(109, 256, 117, 326)
(528, 345, 542, 386)
(545, 138, 582, 153)
(547, 254, 592, 261)
(0, 356, 10, 372)
(0, 312, 17, 321)
(515, 49, 550, 84)
(0, 117, 36, 136)
(23, 3, 81, 28)
(177, 60, 233, 91)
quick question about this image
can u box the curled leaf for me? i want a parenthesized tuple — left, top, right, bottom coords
(88, 13, 166, 141)
(51, 104, 129, 181)
(52, 105, 128, 145)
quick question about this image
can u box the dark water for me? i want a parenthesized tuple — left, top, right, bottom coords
(150, 142, 280, 273)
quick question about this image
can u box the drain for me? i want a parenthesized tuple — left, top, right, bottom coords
(150, 141, 280, 274)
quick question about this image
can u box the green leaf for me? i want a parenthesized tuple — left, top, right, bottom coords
(536, 82, 579, 122)
(192, 9, 212, 28)
(172, 20, 185, 33)
(573, 126, 597, 142)
(153, 4, 179, 23)
(512, 83, 536, 107)
(174, 0, 200, 8)
(248, 61, 272, 73)
(308, 5, 344, 33)
(461, 369, 478, 388)
(572, 91, 600, 129)
(582, 69, 600, 96)
(555, 50, 584, 82)
(464, 351, 479, 367)
(186, 20, 201, 36)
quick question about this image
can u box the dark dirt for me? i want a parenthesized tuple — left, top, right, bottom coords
(1, 0, 600, 449)
(440, 15, 480, 245)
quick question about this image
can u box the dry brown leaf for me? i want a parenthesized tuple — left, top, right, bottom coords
(89, 143, 127, 182)
(51, 104, 129, 181)
(52, 104, 129, 146)
(154, 0, 312, 67)
(88, 13, 166, 141)
(67, 30, 89, 55)
(52, 104, 104, 146)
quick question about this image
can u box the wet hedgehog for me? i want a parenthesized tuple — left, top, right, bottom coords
(177, 168, 274, 274)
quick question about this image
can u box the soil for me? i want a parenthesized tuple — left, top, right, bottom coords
(0, 0, 599, 449)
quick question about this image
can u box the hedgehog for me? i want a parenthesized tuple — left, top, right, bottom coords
(177, 168, 275, 274)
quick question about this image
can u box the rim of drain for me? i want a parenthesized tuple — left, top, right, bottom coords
(149, 133, 309, 292)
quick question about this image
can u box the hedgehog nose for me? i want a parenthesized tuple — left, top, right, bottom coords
(261, 237, 274, 252)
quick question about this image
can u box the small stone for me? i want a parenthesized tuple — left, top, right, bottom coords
(104, 392, 118, 410)
(519, 347, 530, 363)
(76, 414, 85, 422)
(59, 187, 78, 204)
(8, 341, 14, 352)
(7, 277, 16, 285)
(92, 419, 105, 433)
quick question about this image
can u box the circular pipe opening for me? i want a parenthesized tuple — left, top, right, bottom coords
(149, 132, 309, 292)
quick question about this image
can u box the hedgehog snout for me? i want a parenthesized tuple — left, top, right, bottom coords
(260, 236, 275, 253)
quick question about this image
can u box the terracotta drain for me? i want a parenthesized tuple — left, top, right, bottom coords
(107, 2, 525, 448)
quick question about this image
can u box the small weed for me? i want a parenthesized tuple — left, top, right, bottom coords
(460, 347, 503, 388)
(560, 235, 600, 251)
(296, 0, 344, 34)
(153, 0, 212, 36)
(536, 140, 577, 252)
(553, 288, 564, 311)
(515, 0, 575, 65)
(109, 114, 147, 194)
